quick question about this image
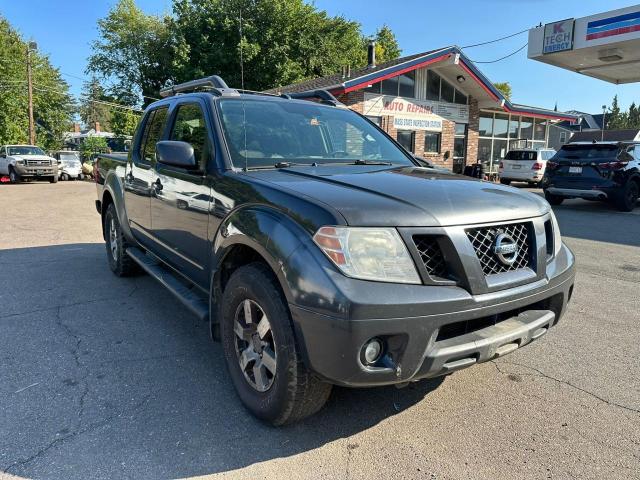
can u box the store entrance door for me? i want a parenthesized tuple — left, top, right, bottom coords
(453, 123, 467, 174)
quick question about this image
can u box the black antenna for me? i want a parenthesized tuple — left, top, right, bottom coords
(239, 8, 248, 172)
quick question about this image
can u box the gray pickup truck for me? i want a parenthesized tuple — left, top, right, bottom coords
(95, 76, 575, 425)
(0, 145, 58, 183)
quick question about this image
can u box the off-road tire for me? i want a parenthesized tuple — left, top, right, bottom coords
(544, 190, 564, 205)
(104, 203, 138, 276)
(614, 180, 639, 212)
(220, 263, 332, 425)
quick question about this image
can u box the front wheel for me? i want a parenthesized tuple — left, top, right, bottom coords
(544, 191, 564, 205)
(220, 263, 332, 425)
(8, 167, 20, 184)
(614, 181, 639, 212)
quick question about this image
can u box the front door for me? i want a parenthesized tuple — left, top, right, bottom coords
(150, 101, 212, 286)
(124, 106, 169, 242)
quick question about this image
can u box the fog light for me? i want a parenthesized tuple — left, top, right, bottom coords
(362, 338, 383, 365)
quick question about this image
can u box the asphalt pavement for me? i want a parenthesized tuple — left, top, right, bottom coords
(0, 180, 638, 480)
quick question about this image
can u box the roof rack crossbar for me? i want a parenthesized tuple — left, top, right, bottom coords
(287, 89, 342, 106)
(159, 75, 237, 98)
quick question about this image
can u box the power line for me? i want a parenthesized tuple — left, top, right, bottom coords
(59, 71, 160, 101)
(461, 28, 530, 49)
(468, 43, 528, 64)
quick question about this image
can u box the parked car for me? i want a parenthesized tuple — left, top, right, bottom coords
(543, 142, 640, 211)
(51, 151, 84, 181)
(499, 148, 556, 187)
(95, 76, 575, 425)
(0, 145, 58, 183)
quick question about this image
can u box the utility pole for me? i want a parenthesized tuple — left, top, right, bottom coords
(26, 41, 37, 145)
(601, 105, 607, 142)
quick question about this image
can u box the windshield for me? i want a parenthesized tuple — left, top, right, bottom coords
(59, 152, 80, 161)
(554, 144, 619, 160)
(505, 150, 537, 161)
(7, 146, 45, 156)
(218, 98, 413, 168)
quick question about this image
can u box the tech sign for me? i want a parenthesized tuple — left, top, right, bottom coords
(543, 19, 575, 54)
(363, 94, 468, 131)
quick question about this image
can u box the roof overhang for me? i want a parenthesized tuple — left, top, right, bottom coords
(328, 47, 577, 122)
(528, 6, 640, 84)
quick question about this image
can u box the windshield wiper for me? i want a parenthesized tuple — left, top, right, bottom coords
(274, 161, 319, 168)
(352, 159, 393, 166)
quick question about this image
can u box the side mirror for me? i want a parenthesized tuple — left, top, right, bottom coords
(156, 141, 197, 169)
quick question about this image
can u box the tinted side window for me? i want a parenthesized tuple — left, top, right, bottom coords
(142, 107, 168, 164)
(170, 104, 210, 169)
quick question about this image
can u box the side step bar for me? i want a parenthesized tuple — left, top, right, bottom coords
(126, 247, 208, 322)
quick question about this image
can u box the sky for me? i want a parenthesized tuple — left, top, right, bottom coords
(2, 0, 639, 114)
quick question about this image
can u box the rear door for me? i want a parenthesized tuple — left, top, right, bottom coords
(124, 106, 169, 242)
(150, 99, 212, 286)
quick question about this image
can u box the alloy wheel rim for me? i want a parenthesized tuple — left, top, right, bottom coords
(233, 299, 277, 392)
(109, 218, 118, 260)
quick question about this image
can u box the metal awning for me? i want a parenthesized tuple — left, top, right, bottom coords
(528, 5, 640, 84)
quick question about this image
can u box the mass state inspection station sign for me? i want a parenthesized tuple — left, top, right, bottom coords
(543, 19, 575, 54)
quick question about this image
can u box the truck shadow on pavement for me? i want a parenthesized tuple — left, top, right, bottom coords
(0, 243, 444, 479)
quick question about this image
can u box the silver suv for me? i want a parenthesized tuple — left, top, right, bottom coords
(499, 148, 556, 187)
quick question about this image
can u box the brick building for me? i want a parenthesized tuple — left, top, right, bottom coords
(267, 45, 577, 173)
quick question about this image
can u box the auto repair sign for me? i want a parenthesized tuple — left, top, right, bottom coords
(543, 19, 575, 54)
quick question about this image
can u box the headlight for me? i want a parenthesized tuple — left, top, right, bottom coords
(16, 159, 24, 165)
(313, 226, 421, 284)
(550, 210, 562, 256)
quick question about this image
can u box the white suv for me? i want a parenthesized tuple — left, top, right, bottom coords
(499, 148, 556, 187)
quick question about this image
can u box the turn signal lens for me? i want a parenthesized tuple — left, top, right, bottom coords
(313, 226, 421, 284)
(600, 161, 628, 170)
(532, 162, 543, 170)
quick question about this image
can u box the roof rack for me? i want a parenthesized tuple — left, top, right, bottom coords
(159, 75, 239, 98)
(285, 89, 344, 107)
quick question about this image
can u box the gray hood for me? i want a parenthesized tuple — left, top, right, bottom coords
(247, 165, 550, 227)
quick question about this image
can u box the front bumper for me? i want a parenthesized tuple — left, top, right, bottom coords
(14, 165, 56, 177)
(289, 244, 575, 387)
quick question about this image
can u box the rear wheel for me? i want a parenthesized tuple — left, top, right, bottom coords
(8, 167, 20, 184)
(500, 178, 510, 185)
(544, 190, 564, 205)
(61, 173, 69, 181)
(614, 181, 639, 212)
(220, 263, 332, 425)
(104, 203, 138, 276)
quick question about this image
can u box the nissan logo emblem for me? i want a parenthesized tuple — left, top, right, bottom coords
(494, 232, 519, 265)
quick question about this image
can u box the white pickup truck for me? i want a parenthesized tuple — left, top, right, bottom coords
(0, 145, 58, 183)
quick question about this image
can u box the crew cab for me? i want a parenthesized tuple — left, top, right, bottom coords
(95, 76, 575, 425)
(543, 142, 640, 211)
(0, 145, 58, 183)
(499, 148, 556, 187)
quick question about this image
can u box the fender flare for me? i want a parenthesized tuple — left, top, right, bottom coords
(101, 170, 136, 244)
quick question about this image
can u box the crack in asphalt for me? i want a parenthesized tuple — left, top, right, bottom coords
(0, 288, 139, 321)
(2, 394, 152, 474)
(491, 361, 640, 415)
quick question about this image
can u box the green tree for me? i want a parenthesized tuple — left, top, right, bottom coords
(605, 95, 626, 130)
(627, 102, 639, 129)
(0, 16, 73, 149)
(87, 0, 179, 106)
(371, 25, 401, 64)
(79, 135, 109, 160)
(79, 78, 112, 131)
(494, 82, 512, 101)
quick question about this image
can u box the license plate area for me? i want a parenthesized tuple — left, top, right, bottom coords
(512, 165, 521, 170)
(36, 169, 44, 175)
(569, 166, 582, 174)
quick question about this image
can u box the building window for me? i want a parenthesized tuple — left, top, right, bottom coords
(454, 89, 467, 105)
(493, 113, 509, 138)
(520, 117, 534, 140)
(366, 116, 382, 126)
(426, 70, 440, 101)
(559, 131, 567, 143)
(440, 79, 455, 103)
(398, 72, 415, 98)
(424, 132, 441, 153)
(454, 122, 467, 136)
(534, 119, 547, 141)
(381, 77, 399, 96)
(478, 138, 492, 163)
(363, 82, 381, 94)
(396, 130, 415, 152)
(479, 114, 494, 137)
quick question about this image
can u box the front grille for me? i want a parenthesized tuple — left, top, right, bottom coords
(26, 159, 51, 166)
(413, 236, 447, 278)
(466, 222, 532, 275)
